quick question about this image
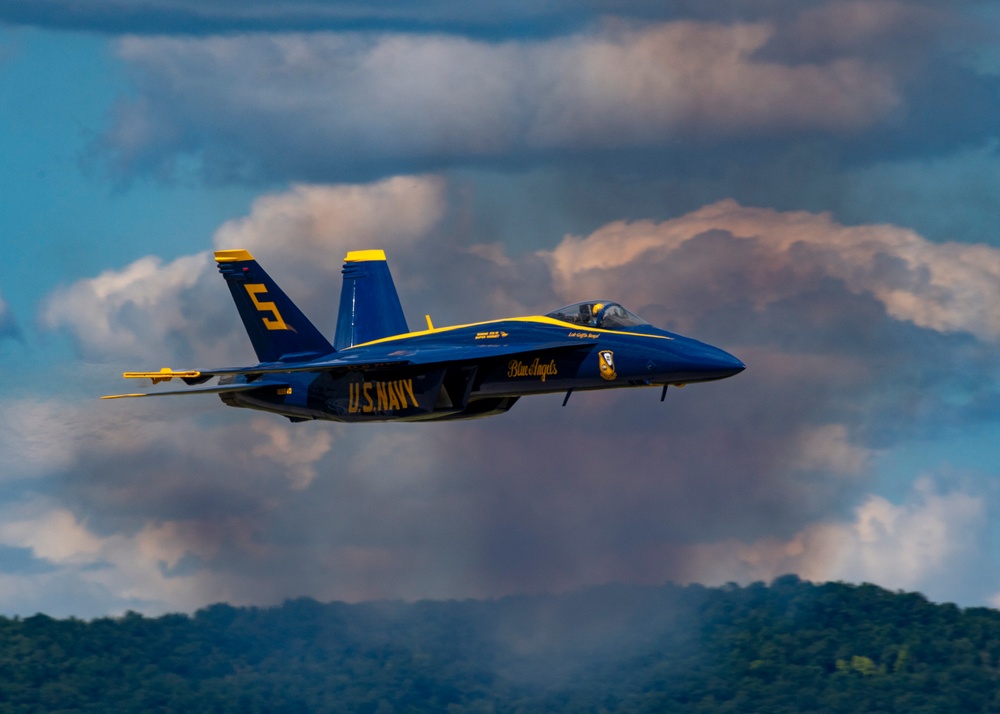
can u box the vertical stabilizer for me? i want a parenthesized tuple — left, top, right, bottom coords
(215, 249, 335, 363)
(334, 250, 409, 350)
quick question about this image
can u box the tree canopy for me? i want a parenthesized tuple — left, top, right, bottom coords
(0, 576, 998, 712)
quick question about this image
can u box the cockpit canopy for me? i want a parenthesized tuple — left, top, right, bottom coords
(546, 301, 649, 330)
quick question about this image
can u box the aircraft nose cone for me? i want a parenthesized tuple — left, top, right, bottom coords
(695, 345, 745, 379)
(663, 338, 745, 382)
(711, 348, 745, 377)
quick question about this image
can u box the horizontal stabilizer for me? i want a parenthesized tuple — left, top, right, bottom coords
(101, 381, 288, 400)
(123, 368, 206, 384)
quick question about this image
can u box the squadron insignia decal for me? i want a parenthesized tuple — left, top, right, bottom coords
(599, 350, 617, 381)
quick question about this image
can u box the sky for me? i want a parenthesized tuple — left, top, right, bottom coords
(2, 0, 1000, 618)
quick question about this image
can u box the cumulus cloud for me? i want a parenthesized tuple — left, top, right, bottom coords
(250, 418, 332, 490)
(546, 199, 1000, 342)
(213, 175, 558, 324)
(40, 175, 550, 369)
(683, 476, 994, 605)
(101, 21, 898, 179)
(0, 498, 258, 617)
(213, 177, 446, 267)
(40, 253, 220, 364)
(0, 394, 339, 615)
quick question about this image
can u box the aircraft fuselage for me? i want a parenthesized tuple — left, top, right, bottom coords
(105, 250, 743, 422)
(219, 317, 743, 422)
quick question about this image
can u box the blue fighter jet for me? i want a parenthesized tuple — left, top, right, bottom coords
(103, 249, 744, 421)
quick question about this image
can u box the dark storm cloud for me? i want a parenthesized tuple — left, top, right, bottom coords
(53, 323, 994, 604)
(97, 19, 908, 183)
(80, 0, 1000, 254)
(0, 0, 585, 37)
(5, 0, 973, 38)
(754, 1, 959, 64)
(31, 184, 1000, 606)
(0, 0, 845, 37)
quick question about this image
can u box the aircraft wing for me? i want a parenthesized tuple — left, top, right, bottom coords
(110, 340, 591, 389)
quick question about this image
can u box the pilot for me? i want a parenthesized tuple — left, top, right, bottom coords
(589, 303, 604, 327)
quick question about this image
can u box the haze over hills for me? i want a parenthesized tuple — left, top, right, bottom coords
(2, 576, 999, 712)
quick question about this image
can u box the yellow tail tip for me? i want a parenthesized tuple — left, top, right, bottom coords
(214, 249, 255, 263)
(344, 249, 387, 263)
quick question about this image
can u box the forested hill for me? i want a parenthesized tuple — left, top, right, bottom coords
(3, 576, 1000, 712)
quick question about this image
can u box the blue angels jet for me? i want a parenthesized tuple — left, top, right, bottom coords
(103, 249, 744, 421)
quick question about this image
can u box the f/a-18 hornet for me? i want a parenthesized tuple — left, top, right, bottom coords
(104, 249, 744, 422)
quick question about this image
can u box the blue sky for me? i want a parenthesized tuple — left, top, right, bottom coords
(2, 1, 1000, 618)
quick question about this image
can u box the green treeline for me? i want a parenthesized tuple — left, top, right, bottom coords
(1, 576, 1000, 712)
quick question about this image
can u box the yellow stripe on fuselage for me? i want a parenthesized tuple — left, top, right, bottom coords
(345, 315, 674, 351)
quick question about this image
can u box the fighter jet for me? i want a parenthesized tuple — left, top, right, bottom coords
(103, 249, 744, 421)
